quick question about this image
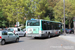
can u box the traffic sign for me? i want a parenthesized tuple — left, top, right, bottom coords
(16, 22, 19, 26)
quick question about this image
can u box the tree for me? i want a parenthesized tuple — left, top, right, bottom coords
(0, 0, 8, 27)
(48, 0, 60, 8)
(54, 0, 75, 29)
(1, 0, 30, 26)
(35, 0, 49, 19)
(0, 10, 7, 27)
(44, 16, 50, 20)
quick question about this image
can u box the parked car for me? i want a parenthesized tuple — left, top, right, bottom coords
(3, 28, 8, 31)
(0, 30, 19, 45)
(7, 27, 26, 37)
(0, 28, 2, 31)
(66, 29, 74, 34)
(23, 28, 26, 32)
(62, 28, 68, 33)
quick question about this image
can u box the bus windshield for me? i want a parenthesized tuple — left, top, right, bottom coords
(27, 20, 40, 26)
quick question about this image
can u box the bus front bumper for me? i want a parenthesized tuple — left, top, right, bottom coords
(26, 33, 47, 37)
(26, 34, 41, 37)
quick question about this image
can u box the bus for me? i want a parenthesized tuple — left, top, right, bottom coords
(26, 19, 62, 38)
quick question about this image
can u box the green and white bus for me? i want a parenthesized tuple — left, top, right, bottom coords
(26, 19, 62, 38)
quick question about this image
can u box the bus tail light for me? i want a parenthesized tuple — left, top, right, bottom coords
(0, 36, 2, 39)
(39, 31, 42, 34)
(26, 31, 27, 33)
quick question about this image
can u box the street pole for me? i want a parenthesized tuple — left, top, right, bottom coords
(73, 17, 75, 34)
(17, 10, 18, 28)
(63, 0, 66, 35)
(38, 15, 40, 19)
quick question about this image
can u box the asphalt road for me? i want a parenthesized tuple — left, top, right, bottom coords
(0, 36, 75, 50)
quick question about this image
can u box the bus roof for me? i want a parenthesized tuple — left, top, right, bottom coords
(27, 19, 62, 23)
(26, 19, 43, 21)
(41, 20, 62, 23)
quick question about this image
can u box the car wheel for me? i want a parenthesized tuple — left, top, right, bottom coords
(48, 33, 50, 38)
(59, 32, 61, 35)
(67, 32, 69, 34)
(16, 38, 19, 42)
(1, 40, 5, 45)
(71, 32, 74, 34)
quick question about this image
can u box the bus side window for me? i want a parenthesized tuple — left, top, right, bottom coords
(42, 21, 47, 30)
(50, 22, 52, 30)
(53, 22, 57, 30)
(47, 22, 50, 30)
(42, 21, 44, 30)
(44, 22, 47, 30)
(50, 22, 53, 30)
(56, 23, 58, 29)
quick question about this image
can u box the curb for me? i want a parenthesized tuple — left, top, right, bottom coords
(59, 35, 75, 43)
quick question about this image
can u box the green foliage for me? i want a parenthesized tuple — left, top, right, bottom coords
(1, 0, 75, 28)
(54, 0, 75, 28)
(48, 0, 60, 8)
(35, 0, 49, 19)
(65, 20, 69, 25)
(1, 0, 53, 21)
(44, 16, 50, 20)
(0, 10, 7, 27)
(21, 26, 25, 29)
(1, 0, 29, 23)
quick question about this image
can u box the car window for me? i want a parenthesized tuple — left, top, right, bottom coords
(8, 32, 14, 36)
(18, 28, 20, 31)
(8, 28, 14, 32)
(12, 28, 17, 31)
(2, 31, 8, 35)
(21, 29, 23, 31)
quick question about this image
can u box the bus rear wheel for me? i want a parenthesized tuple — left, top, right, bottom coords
(48, 33, 51, 38)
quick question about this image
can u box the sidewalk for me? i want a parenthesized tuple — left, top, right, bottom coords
(59, 34, 75, 43)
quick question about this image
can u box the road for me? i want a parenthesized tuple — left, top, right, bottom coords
(0, 36, 75, 50)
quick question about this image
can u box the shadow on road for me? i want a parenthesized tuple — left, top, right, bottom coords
(30, 35, 59, 40)
(19, 36, 24, 38)
(3, 41, 24, 45)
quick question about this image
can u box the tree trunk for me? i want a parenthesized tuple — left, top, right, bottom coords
(62, 19, 64, 29)
(13, 21, 14, 27)
(9, 22, 10, 27)
(69, 20, 71, 29)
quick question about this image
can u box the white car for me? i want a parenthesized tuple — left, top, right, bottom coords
(7, 27, 26, 37)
